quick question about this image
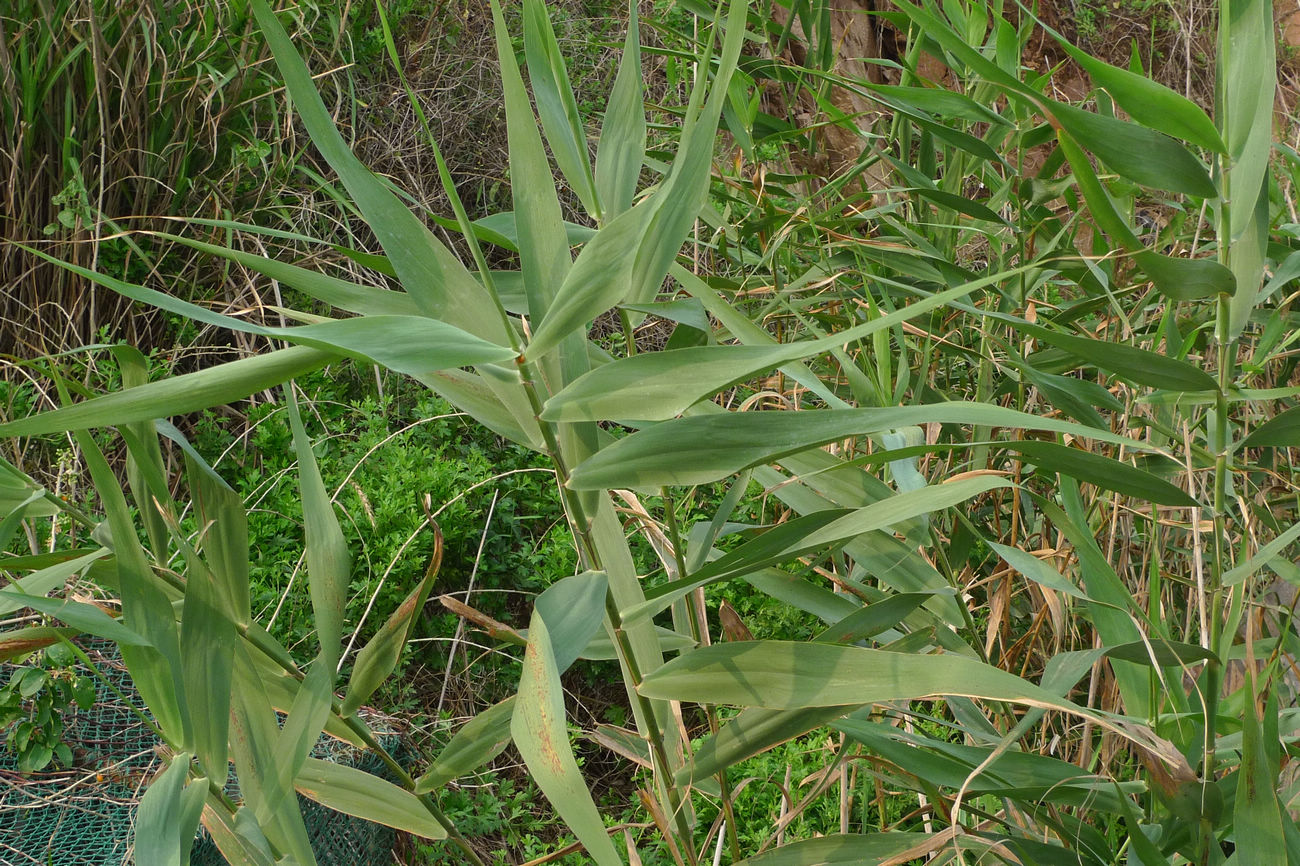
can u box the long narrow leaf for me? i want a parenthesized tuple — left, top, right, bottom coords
(512, 614, 623, 866)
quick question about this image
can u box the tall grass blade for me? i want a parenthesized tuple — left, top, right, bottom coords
(512, 613, 623, 866)
(494, 0, 573, 324)
(0, 346, 336, 438)
(247, 0, 508, 342)
(522, 0, 600, 219)
(595, 0, 646, 220)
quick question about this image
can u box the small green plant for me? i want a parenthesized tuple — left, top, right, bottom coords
(0, 642, 96, 773)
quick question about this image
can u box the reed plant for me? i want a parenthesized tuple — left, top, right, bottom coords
(2, 0, 1299, 863)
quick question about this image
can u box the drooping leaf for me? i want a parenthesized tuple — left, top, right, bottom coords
(987, 542, 1088, 601)
(1040, 31, 1224, 152)
(534, 571, 610, 675)
(294, 758, 447, 840)
(0, 347, 336, 438)
(0, 590, 151, 646)
(157, 233, 420, 317)
(248, 0, 507, 340)
(568, 403, 1164, 490)
(512, 614, 623, 866)
(1010, 440, 1198, 507)
(1054, 130, 1233, 302)
(25, 250, 515, 378)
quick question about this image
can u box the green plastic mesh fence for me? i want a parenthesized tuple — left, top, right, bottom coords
(0, 642, 405, 866)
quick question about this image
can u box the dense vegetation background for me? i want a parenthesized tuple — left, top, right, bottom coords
(4, 0, 1300, 864)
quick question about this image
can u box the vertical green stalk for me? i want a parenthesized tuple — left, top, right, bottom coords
(663, 488, 741, 862)
(514, 356, 698, 864)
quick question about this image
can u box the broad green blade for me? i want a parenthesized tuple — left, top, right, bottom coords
(248, 0, 507, 341)
(275, 392, 348, 800)
(522, 0, 599, 219)
(1055, 130, 1233, 301)
(523, 201, 652, 360)
(415, 697, 516, 793)
(0, 346, 335, 438)
(568, 403, 1168, 490)
(0, 464, 59, 519)
(287, 391, 348, 666)
(26, 250, 514, 378)
(0, 590, 151, 646)
(1011, 441, 1198, 507)
(627, 477, 1008, 622)
(987, 313, 1218, 391)
(178, 556, 238, 781)
(988, 542, 1089, 601)
(199, 802, 278, 866)
(418, 368, 544, 450)
(1234, 673, 1286, 866)
(117, 347, 171, 559)
(639, 639, 1073, 711)
(229, 644, 317, 865)
(1134, 250, 1236, 302)
(493, 0, 572, 324)
(0, 550, 109, 617)
(511, 614, 623, 866)
(1042, 31, 1224, 152)
(864, 83, 1009, 127)
(1103, 640, 1216, 667)
(134, 751, 207, 866)
(159, 233, 421, 317)
(294, 758, 447, 839)
(180, 436, 253, 627)
(1227, 176, 1272, 339)
(815, 592, 937, 643)
(640, 639, 1186, 769)
(1041, 488, 1150, 717)
(1222, 520, 1300, 586)
(543, 270, 1025, 422)
(595, 0, 646, 219)
(78, 431, 189, 743)
(1221, 0, 1277, 243)
(1242, 405, 1300, 447)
